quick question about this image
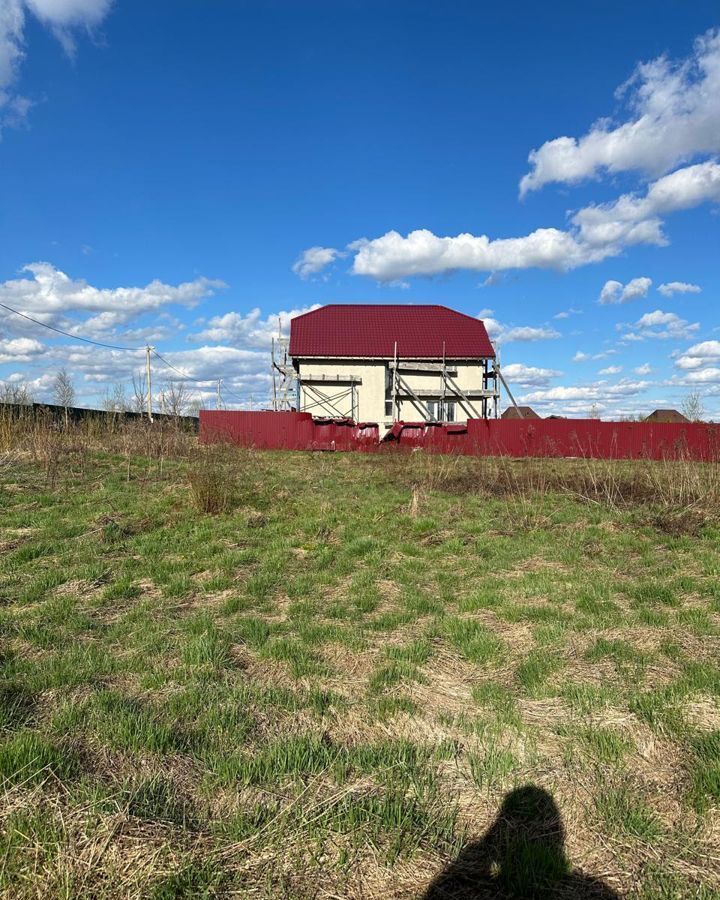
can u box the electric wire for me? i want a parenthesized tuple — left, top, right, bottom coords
(0, 301, 140, 352)
(0, 301, 267, 410)
(150, 349, 214, 384)
(152, 350, 258, 405)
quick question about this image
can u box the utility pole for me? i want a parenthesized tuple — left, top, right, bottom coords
(145, 346, 154, 423)
(391, 341, 398, 422)
(271, 337, 277, 410)
(441, 340, 447, 422)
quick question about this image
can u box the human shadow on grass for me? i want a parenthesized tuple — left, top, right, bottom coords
(423, 785, 620, 899)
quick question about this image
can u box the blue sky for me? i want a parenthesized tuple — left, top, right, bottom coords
(0, 0, 719, 417)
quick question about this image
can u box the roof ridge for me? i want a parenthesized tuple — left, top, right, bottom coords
(289, 303, 495, 359)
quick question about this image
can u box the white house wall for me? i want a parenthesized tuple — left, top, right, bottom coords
(296, 358, 489, 424)
(297, 359, 386, 422)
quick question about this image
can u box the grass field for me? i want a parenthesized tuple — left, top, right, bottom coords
(1, 421, 720, 898)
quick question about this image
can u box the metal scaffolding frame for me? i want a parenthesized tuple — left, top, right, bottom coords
(387, 347, 501, 424)
(271, 320, 299, 411)
(299, 376, 360, 419)
(272, 327, 512, 422)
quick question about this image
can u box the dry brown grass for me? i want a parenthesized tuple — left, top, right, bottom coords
(391, 450, 720, 534)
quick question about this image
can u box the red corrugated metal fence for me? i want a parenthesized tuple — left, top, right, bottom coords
(200, 411, 720, 462)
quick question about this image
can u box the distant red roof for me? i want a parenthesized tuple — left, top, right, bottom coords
(645, 409, 689, 424)
(502, 406, 540, 420)
(289, 304, 495, 359)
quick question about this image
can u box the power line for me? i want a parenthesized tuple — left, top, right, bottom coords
(1, 300, 261, 410)
(151, 349, 216, 386)
(0, 301, 139, 352)
(152, 349, 253, 405)
(222, 385, 251, 405)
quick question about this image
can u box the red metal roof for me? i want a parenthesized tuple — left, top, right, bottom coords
(289, 304, 495, 359)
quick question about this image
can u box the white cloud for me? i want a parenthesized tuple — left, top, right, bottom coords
(190, 304, 321, 348)
(349, 227, 607, 281)
(638, 310, 678, 327)
(520, 28, 720, 195)
(25, 0, 112, 54)
(291, 246, 342, 279)
(572, 160, 720, 249)
(2, 334, 280, 409)
(300, 30, 720, 284)
(672, 367, 720, 385)
(335, 160, 720, 282)
(634, 363, 652, 375)
(482, 317, 560, 344)
(146, 346, 268, 383)
(674, 340, 720, 370)
(620, 309, 700, 341)
(0, 336, 44, 363)
(521, 379, 651, 403)
(501, 363, 562, 387)
(0, 263, 225, 338)
(657, 281, 702, 297)
(24, 1, 111, 26)
(0, 3, 25, 118)
(573, 349, 617, 362)
(0, 0, 112, 129)
(553, 307, 581, 320)
(599, 365, 622, 375)
(598, 276, 651, 305)
(501, 326, 561, 343)
(0, 265, 317, 410)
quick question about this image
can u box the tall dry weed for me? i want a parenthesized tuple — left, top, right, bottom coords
(392, 450, 720, 531)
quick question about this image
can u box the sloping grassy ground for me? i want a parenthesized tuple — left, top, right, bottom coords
(1, 435, 720, 898)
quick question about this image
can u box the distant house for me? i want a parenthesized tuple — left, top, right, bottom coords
(289, 305, 498, 425)
(645, 409, 689, 424)
(501, 406, 539, 420)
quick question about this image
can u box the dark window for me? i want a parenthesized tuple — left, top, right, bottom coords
(446, 402, 455, 422)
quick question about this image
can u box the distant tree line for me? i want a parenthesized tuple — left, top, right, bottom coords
(1, 369, 204, 419)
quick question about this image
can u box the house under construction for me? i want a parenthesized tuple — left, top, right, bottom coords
(272, 304, 506, 428)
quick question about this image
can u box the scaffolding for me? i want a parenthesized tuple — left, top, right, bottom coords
(270, 320, 298, 411)
(272, 328, 513, 421)
(297, 374, 360, 420)
(386, 341, 503, 424)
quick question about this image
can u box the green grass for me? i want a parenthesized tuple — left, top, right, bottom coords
(1, 433, 719, 897)
(516, 649, 564, 696)
(596, 785, 663, 840)
(468, 746, 519, 788)
(689, 730, 720, 813)
(0, 731, 78, 786)
(443, 616, 504, 665)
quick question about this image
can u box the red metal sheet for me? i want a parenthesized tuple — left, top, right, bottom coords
(466, 419, 720, 461)
(289, 305, 495, 359)
(200, 411, 720, 462)
(199, 410, 314, 450)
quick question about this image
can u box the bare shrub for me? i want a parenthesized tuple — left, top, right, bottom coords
(186, 446, 247, 514)
(52, 369, 75, 428)
(681, 391, 705, 422)
(0, 382, 33, 404)
(188, 467, 232, 514)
